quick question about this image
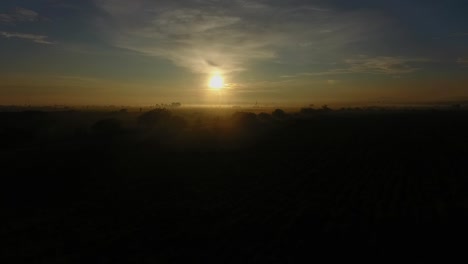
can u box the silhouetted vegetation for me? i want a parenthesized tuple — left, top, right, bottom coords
(272, 108, 287, 119)
(231, 111, 258, 127)
(257, 112, 272, 121)
(92, 118, 122, 135)
(2, 106, 468, 262)
(137, 108, 172, 128)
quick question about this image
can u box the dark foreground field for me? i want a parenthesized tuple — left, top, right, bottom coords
(2, 107, 468, 262)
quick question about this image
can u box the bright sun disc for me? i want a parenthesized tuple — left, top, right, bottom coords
(209, 74, 224, 89)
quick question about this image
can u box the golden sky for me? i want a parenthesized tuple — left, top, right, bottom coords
(1, 0, 467, 106)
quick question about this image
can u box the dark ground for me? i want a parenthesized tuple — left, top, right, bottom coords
(2, 107, 468, 262)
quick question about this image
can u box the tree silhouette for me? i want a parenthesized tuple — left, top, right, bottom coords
(137, 109, 172, 129)
(272, 109, 287, 119)
(321, 105, 331, 112)
(92, 118, 122, 135)
(258, 112, 272, 121)
(232, 112, 258, 128)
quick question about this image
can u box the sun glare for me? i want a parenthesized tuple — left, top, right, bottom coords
(209, 74, 224, 89)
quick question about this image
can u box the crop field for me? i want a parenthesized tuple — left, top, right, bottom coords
(2, 107, 468, 262)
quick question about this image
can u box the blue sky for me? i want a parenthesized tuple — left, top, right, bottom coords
(0, 0, 467, 105)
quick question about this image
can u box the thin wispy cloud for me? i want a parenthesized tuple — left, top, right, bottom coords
(432, 32, 468, 40)
(0, 0, 466, 105)
(282, 56, 428, 78)
(458, 58, 468, 66)
(94, 0, 386, 75)
(0, 31, 54, 44)
(0, 7, 41, 24)
(345, 56, 426, 74)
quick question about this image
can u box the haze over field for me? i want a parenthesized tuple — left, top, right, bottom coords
(1, 0, 467, 106)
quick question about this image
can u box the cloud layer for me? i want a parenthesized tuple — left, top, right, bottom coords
(281, 56, 427, 78)
(0, 7, 53, 45)
(344, 56, 425, 74)
(458, 57, 468, 66)
(0, 31, 54, 44)
(0, 7, 40, 24)
(94, 0, 385, 75)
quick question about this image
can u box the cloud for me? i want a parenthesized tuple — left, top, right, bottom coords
(93, 0, 385, 74)
(431, 32, 468, 41)
(457, 58, 468, 66)
(451, 32, 468, 37)
(0, 7, 41, 24)
(282, 56, 428, 77)
(344, 56, 425, 74)
(0, 31, 54, 44)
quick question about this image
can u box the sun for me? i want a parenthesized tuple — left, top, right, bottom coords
(209, 74, 224, 89)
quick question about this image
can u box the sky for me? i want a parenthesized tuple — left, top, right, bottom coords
(0, 0, 467, 106)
